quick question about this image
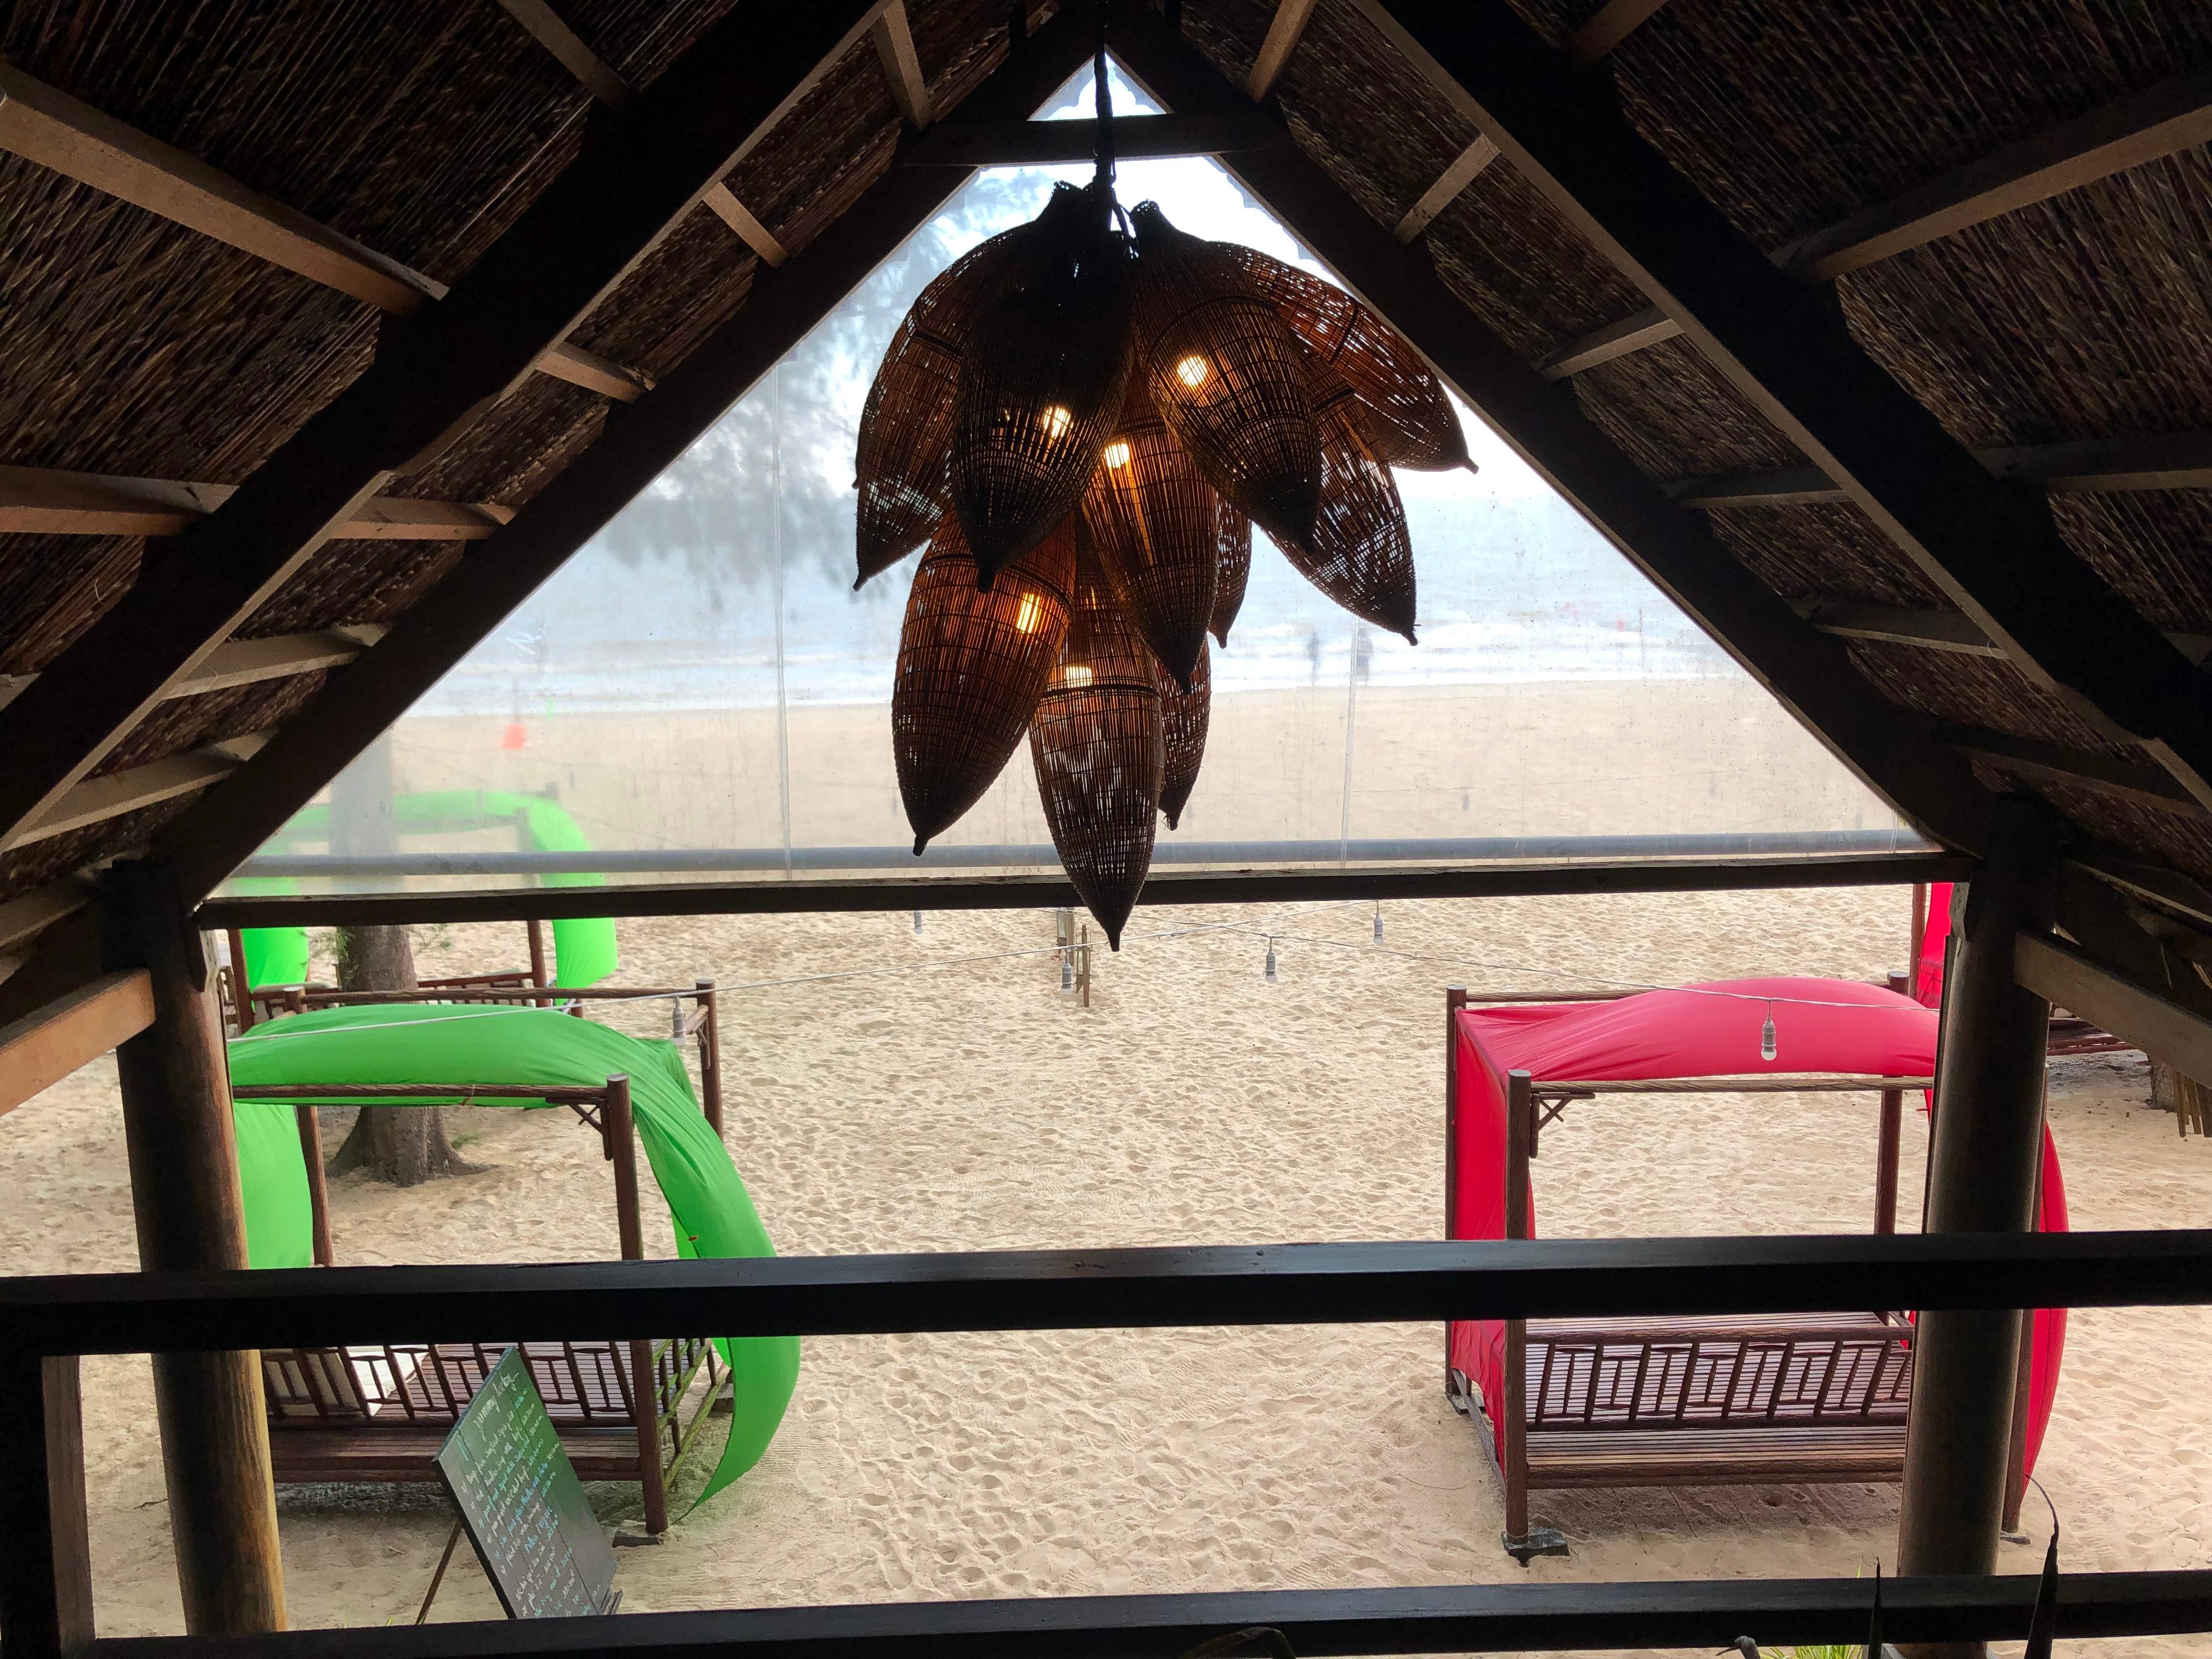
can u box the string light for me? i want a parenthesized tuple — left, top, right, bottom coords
(1373, 901, 1384, 944)
(1761, 1000, 1779, 1062)
(1264, 936, 1279, 981)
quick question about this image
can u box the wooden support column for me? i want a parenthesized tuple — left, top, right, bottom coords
(101, 860, 286, 1636)
(1498, 1070, 1561, 1562)
(605, 1075, 669, 1539)
(0, 1352, 94, 1658)
(1443, 986, 1466, 1395)
(1897, 798, 2060, 1658)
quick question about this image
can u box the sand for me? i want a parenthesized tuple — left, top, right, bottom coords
(7, 882, 2211, 1658)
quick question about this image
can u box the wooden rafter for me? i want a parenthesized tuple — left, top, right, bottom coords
(156, 6, 1104, 903)
(1566, 0, 1673, 67)
(0, 464, 509, 539)
(1933, 724, 2208, 819)
(899, 111, 1284, 166)
(0, 970, 154, 1119)
(871, 2, 936, 129)
(0, 628, 384, 716)
(1357, 0, 2212, 814)
(1674, 432, 2212, 506)
(1393, 137, 1499, 241)
(1797, 600, 2211, 665)
(1108, 9, 1991, 855)
(0, 3, 889, 854)
(0, 878, 95, 957)
(498, 0, 791, 266)
(2017, 928, 2212, 1081)
(0, 61, 652, 402)
(1, 734, 270, 854)
(1541, 62, 2212, 378)
(1247, 0, 1320, 100)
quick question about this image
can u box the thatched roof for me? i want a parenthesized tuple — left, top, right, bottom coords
(2, 0, 2211, 939)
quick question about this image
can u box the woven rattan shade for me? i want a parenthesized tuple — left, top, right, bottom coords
(893, 513, 1076, 853)
(1223, 245, 1470, 474)
(1293, 374, 1418, 643)
(951, 183, 1133, 586)
(855, 229, 1023, 588)
(1080, 383, 1218, 692)
(1210, 504, 1252, 647)
(1159, 638, 1211, 832)
(1030, 548, 1163, 949)
(1130, 202, 1320, 555)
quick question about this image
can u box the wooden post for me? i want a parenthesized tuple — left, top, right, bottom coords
(526, 919, 550, 1006)
(1875, 1086, 1903, 1235)
(102, 859, 286, 1635)
(1443, 986, 1467, 1397)
(1896, 798, 2059, 1659)
(1911, 881, 1928, 994)
(1502, 1068, 1533, 1557)
(2000, 1087, 2049, 1538)
(696, 979, 723, 1137)
(225, 927, 253, 1031)
(605, 1075, 669, 1538)
(293, 1105, 334, 1267)
(0, 1352, 94, 1657)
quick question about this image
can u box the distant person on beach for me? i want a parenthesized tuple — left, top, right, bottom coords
(1306, 628, 1322, 682)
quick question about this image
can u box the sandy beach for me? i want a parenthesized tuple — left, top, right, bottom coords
(7, 880, 2209, 1658)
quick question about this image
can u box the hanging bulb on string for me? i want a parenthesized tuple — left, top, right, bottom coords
(1373, 902, 1384, 944)
(1264, 936, 1279, 981)
(1760, 1000, 1778, 1063)
(913, 910, 924, 935)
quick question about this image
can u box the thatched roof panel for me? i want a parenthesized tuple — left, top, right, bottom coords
(0, 799, 198, 903)
(0, 534, 137, 676)
(1572, 335, 1804, 479)
(2050, 489, 2212, 637)
(2032, 780, 2212, 882)
(1843, 637, 2137, 758)
(95, 676, 330, 778)
(1705, 503, 1945, 610)
(240, 541, 465, 641)
(1425, 159, 1646, 362)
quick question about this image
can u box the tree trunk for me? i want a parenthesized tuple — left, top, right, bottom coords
(326, 923, 467, 1186)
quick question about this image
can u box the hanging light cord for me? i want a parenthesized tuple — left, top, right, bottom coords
(1092, 0, 1116, 197)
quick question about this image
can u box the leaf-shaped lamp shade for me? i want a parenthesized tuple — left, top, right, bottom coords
(1210, 503, 1252, 647)
(950, 184, 1133, 589)
(1129, 202, 1321, 554)
(1220, 244, 1471, 473)
(894, 513, 1075, 853)
(1030, 549, 1163, 950)
(1288, 374, 1419, 644)
(1159, 637, 1211, 831)
(1079, 386, 1218, 692)
(855, 228, 1023, 588)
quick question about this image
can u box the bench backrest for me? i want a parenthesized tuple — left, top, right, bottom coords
(1525, 1316, 1912, 1431)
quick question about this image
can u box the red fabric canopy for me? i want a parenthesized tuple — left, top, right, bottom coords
(1446, 974, 2066, 1487)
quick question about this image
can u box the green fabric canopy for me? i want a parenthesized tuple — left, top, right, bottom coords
(227, 1003, 795, 1505)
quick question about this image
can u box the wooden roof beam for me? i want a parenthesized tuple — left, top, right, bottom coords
(1675, 431, 2212, 505)
(1540, 63, 2212, 378)
(1393, 137, 1499, 241)
(1247, 0, 1320, 100)
(1, 733, 270, 855)
(498, 0, 789, 266)
(1566, 0, 1673, 67)
(0, 969, 154, 1119)
(0, 62, 654, 400)
(1933, 723, 2208, 819)
(1797, 599, 2212, 668)
(0, 463, 510, 539)
(0, 628, 385, 716)
(155, 4, 1104, 903)
(0, 3, 890, 851)
(871, 3, 936, 129)
(2017, 928, 2212, 1082)
(1108, 9, 1992, 856)
(0, 877, 95, 958)
(1358, 0, 2212, 813)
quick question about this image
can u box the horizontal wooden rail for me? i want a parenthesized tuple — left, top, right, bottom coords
(73, 1570, 2212, 1656)
(4, 1232, 2210, 1358)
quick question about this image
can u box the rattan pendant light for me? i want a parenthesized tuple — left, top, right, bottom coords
(1159, 638, 1211, 831)
(1222, 245, 1472, 474)
(1210, 502, 1251, 646)
(1129, 202, 1321, 553)
(949, 180, 1133, 587)
(1293, 371, 1419, 642)
(894, 513, 1076, 853)
(854, 228, 1024, 588)
(1080, 381, 1218, 691)
(1030, 544, 1163, 950)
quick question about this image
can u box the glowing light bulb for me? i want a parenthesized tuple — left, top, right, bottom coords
(1013, 591, 1043, 634)
(1103, 439, 1132, 469)
(1174, 354, 1210, 390)
(1062, 663, 1094, 686)
(1760, 1002, 1778, 1063)
(1041, 404, 1073, 438)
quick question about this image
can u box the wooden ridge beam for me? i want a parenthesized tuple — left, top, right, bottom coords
(1538, 62, 2212, 377)
(1109, 9, 1993, 855)
(1357, 0, 2212, 814)
(498, 0, 791, 265)
(0, 463, 509, 539)
(1248, 0, 1321, 100)
(156, 7, 1103, 903)
(1933, 722, 2208, 817)
(0, 627, 384, 715)
(1673, 431, 2212, 506)
(0, 61, 652, 400)
(0, 3, 888, 853)
(0, 969, 154, 1118)
(899, 110, 1285, 166)
(2018, 928, 2212, 1081)
(1796, 598, 2212, 665)
(2, 733, 270, 854)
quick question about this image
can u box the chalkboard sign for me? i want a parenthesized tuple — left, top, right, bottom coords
(433, 1347, 620, 1620)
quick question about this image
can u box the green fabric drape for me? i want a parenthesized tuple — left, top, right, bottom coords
(226, 1004, 795, 1505)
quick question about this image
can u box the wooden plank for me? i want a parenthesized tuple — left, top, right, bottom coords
(703, 187, 788, 266)
(0, 464, 505, 539)
(871, 2, 936, 128)
(0, 4, 887, 854)
(155, 7, 1104, 904)
(899, 110, 1285, 166)
(1934, 723, 2210, 817)
(0, 968, 154, 1118)
(0, 877, 96, 956)
(1393, 136, 1500, 241)
(2018, 929, 2212, 1082)
(1566, 0, 1673, 66)
(1108, 10, 1995, 855)
(0, 62, 649, 402)
(1537, 304, 1676, 379)
(0, 629, 383, 718)
(1675, 431, 2212, 507)
(1248, 0, 1321, 99)
(1795, 599, 2212, 666)
(1356, 0, 2212, 814)
(8, 1233, 2212, 1359)
(0, 1353, 94, 1658)
(2, 735, 269, 853)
